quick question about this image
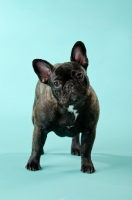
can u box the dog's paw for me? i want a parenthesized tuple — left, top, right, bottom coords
(81, 163, 95, 173)
(71, 147, 81, 156)
(25, 157, 41, 171)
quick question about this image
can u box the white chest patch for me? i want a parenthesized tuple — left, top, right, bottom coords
(67, 105, 78, 120)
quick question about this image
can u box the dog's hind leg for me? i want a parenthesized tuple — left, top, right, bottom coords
(40, 133, 47, 155)
(71, 134, 81, 156)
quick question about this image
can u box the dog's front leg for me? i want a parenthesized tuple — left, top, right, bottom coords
(81, 127, 96, 173)
(26, 125, 47, 171)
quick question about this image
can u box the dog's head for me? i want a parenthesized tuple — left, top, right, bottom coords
(32, 41, 89, 107)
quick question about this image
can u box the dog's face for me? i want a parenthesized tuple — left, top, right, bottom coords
(32, 41, 89, 107)
(49, 62, 89, 106)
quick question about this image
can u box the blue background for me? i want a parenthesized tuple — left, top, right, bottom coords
(0, 0, 132, 199)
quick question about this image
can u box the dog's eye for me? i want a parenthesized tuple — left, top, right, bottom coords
(76, 72, 83, 79)
(54, 81, 60, 87)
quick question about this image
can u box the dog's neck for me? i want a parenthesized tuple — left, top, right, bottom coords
(56, 104, 78, 127)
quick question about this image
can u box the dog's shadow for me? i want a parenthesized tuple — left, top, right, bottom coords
(44, 152, 132, 171)
(93, 153, 132, 170)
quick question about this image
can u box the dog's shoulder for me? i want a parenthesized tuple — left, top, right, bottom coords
(87, 85, 100, 115)
(33, 82, 57, 124)
(88, 86, 98, 103)
(36, 81, 56, 104)
(35, 80, 47, 98)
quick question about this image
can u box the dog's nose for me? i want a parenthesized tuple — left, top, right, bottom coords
(64, 82, 74, 92)
(68, 83, 74, 90)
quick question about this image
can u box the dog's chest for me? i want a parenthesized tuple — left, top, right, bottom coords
(67, 105, 78, 121)
(57, 105, 79, 128)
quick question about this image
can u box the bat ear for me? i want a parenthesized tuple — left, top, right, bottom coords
(70, 41, 89, 70)
(32, 59, 53, 84)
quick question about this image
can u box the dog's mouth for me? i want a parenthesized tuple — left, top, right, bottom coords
(60, 93, 82, 106)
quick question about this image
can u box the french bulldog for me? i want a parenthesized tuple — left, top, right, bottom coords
(26, 41, 99, 173)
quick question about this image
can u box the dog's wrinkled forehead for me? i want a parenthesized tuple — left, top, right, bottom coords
(52, 62, 84, 79)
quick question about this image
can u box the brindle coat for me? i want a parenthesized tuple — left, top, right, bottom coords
(26, 41, 100, 173)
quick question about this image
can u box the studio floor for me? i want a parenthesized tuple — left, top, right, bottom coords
(1, 152, 132, 200)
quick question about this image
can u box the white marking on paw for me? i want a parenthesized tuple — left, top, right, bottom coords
(67, 105, 78, 120)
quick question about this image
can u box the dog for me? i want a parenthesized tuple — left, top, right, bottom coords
(26, 41, 99, 173)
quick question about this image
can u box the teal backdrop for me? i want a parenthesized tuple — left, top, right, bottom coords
(0, 0, 132, 200)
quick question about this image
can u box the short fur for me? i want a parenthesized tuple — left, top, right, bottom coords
(26, 41, 100, 173)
